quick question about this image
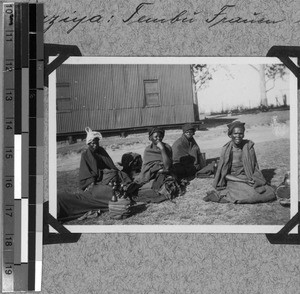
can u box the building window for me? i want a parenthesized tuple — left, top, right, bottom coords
(144, 80, 160, 107)
(56, 83, 71, 112)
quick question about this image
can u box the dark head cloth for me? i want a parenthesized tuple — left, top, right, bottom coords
(118, 152, 142, 170)
(148, 127, 165, 138)
(227, 121, 245, 136)
(182, 123, 195, 133)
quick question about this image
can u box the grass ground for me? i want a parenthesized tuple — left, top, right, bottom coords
(56, 110, 291, 226)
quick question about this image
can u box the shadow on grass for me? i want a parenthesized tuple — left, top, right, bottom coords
(261, 168, 276, 184)
(130, 202, 148, 216)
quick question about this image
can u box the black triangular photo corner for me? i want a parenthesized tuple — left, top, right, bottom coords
(44, 43, 82, 87)
(43, 201, 81, 245)
(267, 46, 300, 89)
(266, 203, 300, 245)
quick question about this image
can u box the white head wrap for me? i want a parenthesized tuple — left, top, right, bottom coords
(85, 127, 102, 145)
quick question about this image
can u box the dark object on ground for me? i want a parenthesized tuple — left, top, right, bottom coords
(279, 199, 290, 207)
(276, 171, 290, 207)
(203, 190, 229, 203)
(135, 173, 181, 204)
(129, 202, 148, 215)
(77, 210, 101, 220)
(276, 186, 290, 199)
(135, 188, 169, 203)
(276, 171, 290, 198)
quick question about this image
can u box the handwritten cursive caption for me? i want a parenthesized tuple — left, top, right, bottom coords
(44, 3, 293, 34)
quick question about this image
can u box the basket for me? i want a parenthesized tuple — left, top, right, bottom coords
(108, 198, 132, 220)
(275, 172, 290, 200)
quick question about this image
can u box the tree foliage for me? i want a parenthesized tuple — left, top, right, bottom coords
(191, 64, 235, 91)
(192, 63, 287, 93)
(264, 64, 287, 93)
(265, 64, 287, 80)
(191, 64, 212, 91)
(191, 63, 289, 111)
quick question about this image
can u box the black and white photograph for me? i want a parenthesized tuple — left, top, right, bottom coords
(48, 57, 298, 233)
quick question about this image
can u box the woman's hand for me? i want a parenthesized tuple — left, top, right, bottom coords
(84, 182, 94, 192)
(156, 142, 172, 170)
(226, 174, 255, 186)
(246, 179, 255, 186)
(156, 141, 165, 150)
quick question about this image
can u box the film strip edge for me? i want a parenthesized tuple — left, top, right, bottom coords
(2, 2, 44, 292)
(2, 2, 15, 292)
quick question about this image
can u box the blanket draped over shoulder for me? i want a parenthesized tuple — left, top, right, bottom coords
(172, 135, 204, 177)
(134, 143, 180, 203)
(79, 146, 118, 190)
(212, 140, 276, 204)
(135, 143, 172, 185)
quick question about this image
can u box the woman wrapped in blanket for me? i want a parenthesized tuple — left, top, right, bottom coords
(172, 123, 215, 179)
(134, 127, 180, 203)
(204, 121, 276, 204)
(172, 123, 205, 178)
(57, 127, 134, 222)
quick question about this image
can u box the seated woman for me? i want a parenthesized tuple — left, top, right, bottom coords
(204, 121, 276, 204)
(57, 127, 133, 222)
(134, 127, 179, 202)
(78, 127, 132, 191)
(172, 123, 205, 178)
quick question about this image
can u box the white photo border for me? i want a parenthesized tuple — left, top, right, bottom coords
(48, 56, 298, 234)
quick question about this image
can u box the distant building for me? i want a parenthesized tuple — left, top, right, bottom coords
(55, 64, 198, 137)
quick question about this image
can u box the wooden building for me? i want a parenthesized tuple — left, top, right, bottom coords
(56, 64, 198, 137)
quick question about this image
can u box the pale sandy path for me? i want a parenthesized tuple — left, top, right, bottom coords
(57, 123, 289, 172)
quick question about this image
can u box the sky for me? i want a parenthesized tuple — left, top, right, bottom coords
(196, 64, 291, 114)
